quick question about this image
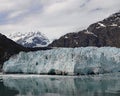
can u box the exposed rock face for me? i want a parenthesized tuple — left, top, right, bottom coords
(0, 33, 51, 71)
(49, 12, 120, 48)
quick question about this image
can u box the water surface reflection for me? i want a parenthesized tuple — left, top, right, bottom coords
(0, 73, 120, 96)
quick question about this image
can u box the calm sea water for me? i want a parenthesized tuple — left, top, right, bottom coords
(0, 73, 120, 96)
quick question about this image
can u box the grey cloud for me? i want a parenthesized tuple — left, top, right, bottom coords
(80, 0, 91, 8)
(0, 0, 120, 41)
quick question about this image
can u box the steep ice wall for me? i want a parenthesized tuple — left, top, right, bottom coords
(3, 47, 120, 75)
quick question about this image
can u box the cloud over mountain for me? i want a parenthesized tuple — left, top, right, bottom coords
(0, 0, 120, 41)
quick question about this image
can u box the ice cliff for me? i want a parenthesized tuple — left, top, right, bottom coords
(3, 47, 120, 75)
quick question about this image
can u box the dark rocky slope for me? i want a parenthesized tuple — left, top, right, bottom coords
(49, 12, 120, 48)
(0, 33, 51, 71)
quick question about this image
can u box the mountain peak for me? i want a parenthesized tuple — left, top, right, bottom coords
(9, 31, 50, 48)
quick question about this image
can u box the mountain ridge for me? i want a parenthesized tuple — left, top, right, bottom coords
(49, 11, 120, 47)
(9, 31, 50, 48)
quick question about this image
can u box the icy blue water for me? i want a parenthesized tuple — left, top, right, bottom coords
(0, 73, 120, 96)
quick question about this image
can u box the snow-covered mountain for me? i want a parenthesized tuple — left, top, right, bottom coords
(9, 32, 50, 48)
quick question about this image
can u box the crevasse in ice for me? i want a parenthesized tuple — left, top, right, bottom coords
(3, 47, 120, 75)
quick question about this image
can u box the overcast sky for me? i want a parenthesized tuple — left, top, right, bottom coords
(0, 0, 120, 41)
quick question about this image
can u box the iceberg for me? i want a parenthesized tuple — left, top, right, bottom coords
(3, 47, 120, 75)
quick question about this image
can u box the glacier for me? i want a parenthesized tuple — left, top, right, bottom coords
(3, 47, 120, 75)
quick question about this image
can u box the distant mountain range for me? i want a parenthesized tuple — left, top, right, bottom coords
(49, 12, 120, 47)
(9, 31, 50, 48)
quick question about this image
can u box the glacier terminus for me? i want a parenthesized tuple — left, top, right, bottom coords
(3, 47, 120, 75)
